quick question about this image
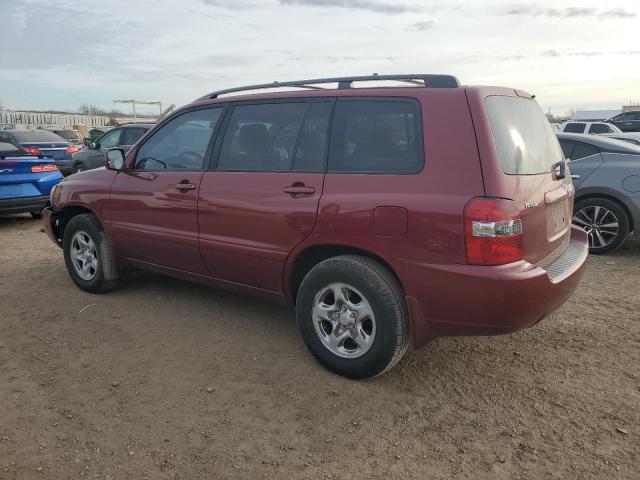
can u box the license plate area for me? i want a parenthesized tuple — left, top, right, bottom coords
(548, 201, 569, 239)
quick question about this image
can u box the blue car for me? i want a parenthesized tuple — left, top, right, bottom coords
(0, 142, 62, 217)
(0, 129, 78, 176)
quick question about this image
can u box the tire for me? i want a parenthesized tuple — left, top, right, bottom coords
(573, 198, 630, 254)
(295, 255, 410, 379)
(73, 163, 87, 174)
(62, 213, 119, 293)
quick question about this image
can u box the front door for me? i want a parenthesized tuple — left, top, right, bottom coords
(89, 128, 121, 168)
(110, 106, 225, 273)
(197, 101, 332, 292)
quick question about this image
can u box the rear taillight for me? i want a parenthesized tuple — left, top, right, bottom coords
(66, 146, 78, 154)
(31, 164, 58, 173)
(24, 147, 42, 155)
(464, 197, 524, 265)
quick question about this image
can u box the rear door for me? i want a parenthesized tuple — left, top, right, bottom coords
(471, 91, 574, 265)
(109, 107, 225, 273)
(558, 140, 604, 188)
(197, 100, 331, 293)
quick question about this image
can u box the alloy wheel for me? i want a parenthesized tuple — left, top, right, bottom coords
(70, 230, 98, 280)
(573, 205, 619, 249)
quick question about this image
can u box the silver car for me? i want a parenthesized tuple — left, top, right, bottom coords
(558, 133, 640, 253)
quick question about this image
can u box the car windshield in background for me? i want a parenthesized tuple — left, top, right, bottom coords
(486, 96, 563, 175)
(13, 131, 66, 142)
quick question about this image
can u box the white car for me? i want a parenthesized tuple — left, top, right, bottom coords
(560, 121, 622, 135)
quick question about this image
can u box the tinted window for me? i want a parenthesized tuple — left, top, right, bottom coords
(122, 127, 146, 145)
(329, 100, 421, 173)
(571, 143, 599, 161)
(292, 102, 331, 172)
(485, 96, 563, 174)
(218, 103, 307, 171)
(0, 142, 24, 154)
(559, 141, 574, 159)
(53, 130, 80, 141)
(98, 129, 121, 149)
(589, 123, 613, 134)
(136, 108, 223, 171)
(563, 123, 585, 133)
(12, 130, 65, 142)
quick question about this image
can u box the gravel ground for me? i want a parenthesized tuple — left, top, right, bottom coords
(0, 214, 638, 479)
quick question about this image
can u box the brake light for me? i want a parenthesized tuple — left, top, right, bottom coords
(24, 147, 42, 155)
(31, 164, 58, 173)
(464, 197, 524, 265)
(66, 145, 78, 154)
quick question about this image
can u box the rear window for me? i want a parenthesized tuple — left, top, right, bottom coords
(563, 123, 586, 133)
(53, 130, 80, 140)
(12, 130, 65, 142)
(485, 96, 563, 175)
(0, 142, 25, 155)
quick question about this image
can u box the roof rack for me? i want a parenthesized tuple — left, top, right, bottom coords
(196, 74, 460, 100)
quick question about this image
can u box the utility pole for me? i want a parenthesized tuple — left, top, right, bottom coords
(112, 99, 163, 119)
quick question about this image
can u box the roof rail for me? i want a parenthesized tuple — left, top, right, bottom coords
(196, 74, 460, 101)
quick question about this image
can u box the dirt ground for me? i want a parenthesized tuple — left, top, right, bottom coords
(0, 214, 638, 480)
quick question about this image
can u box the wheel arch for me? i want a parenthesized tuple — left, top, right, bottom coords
(575, 191, 635, 232)
(53, 204, 101, 243)
(285, 243, 404, 305)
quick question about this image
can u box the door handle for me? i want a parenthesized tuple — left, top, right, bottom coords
(174, 182, 197, 191)
(571, 174, 581, 179)
(283, 184, 315, 196)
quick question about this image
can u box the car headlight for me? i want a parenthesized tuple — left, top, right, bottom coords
(50, 184, 62, 207)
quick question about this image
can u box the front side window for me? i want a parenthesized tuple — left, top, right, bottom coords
(589, 124, 612, 134)
(217, 103, 307, 171)
(485, 96, 564, 174)
(559, 140, 574, 160)
(122, 127, 146, 146)
(98, 129, 121, 149)
(563, 123, 586, 133)
(135, 108, 223, 171)
(329, 100, 421, 173)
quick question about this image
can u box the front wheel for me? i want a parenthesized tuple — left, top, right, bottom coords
(296, 255, 410, 379)
(573, 198, 629, 254)
(73, 163, 87, 174)
(62, 213, 119, 292)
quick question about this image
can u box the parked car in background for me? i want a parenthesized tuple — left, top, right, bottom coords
(43, 75, 587, 379)
(560, 121, 622, 135)
(557, 132, 640, 253)
(599, 132, 640, 146)
(43, 128, 84, 148)
(0, 129, 77, 175)
(607, 111, 640, 132)
(0, 142, 62, 217)
(71, 123, 153, 173)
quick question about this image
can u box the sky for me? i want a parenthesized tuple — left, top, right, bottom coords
(1, 0, 639, 116)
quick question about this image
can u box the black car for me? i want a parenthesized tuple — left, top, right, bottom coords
(608, 111, 640, 132)
(71, 123, 153, 173)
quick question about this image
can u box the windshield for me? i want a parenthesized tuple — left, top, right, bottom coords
(13, 130, 66, 143)
(486, 96, 564, 175)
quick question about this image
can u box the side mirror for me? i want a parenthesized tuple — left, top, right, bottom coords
(89, 142, 97, 150)
(105, 148, 126, 171)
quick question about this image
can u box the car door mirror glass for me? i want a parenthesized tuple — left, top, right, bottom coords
(105, 148, 125, 170)
(90, 142, 97, 150)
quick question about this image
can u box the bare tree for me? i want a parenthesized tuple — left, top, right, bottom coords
(78, 104, 106, 115)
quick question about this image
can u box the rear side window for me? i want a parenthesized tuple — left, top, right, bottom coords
(571, 143, 599, 161)
(588, 123, 612, 134)
(135, 107, 223, 171)
(218, 103, 307, 171)
(485, 96, 564, 175)
(563, 123, 586, 133)
(292, 102, 332, 172)
(559, 140, 573, 159)
(329, 100, 422, 173)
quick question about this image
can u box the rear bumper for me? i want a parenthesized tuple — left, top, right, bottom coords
(0, 195, 49, 215)
(397, 226, 589, 348)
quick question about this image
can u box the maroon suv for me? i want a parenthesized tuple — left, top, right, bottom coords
(43, 75, 588, 379)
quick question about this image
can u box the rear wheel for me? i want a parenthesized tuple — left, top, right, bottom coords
(63, 213, 119, 292)
(295, 255, 410, 379)
(573, 198, 629, 254)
